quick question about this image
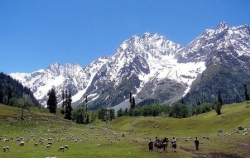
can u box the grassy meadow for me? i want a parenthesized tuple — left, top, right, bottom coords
(0, 102, 250, 158)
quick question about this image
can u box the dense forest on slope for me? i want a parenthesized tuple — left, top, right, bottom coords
(183, 65, 250, 106)
(0, 72, 39, 106)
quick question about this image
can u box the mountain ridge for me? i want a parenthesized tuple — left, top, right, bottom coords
(10, 22, 250, 109)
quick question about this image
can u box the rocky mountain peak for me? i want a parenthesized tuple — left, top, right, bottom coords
(142, 32, 150, 39)
(216, 21, 229, 31)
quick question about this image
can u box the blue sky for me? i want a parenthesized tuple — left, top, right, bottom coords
(0, 0, 249, 73)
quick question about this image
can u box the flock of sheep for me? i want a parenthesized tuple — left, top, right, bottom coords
(1, 136, 69, 152)
(0, 124, 130, 156)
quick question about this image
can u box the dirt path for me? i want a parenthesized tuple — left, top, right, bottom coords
(179, 146, 245, 158)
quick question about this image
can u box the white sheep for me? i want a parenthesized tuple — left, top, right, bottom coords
(3, 146, 10, 152)
(45, 144, 51, 149)
(64, 145, 69, 150)
(19, 141, 25, 146)
(4, 138, 9, 142)
(58, 146, 64, 152)
(47, 142, 53, 145)
(33, 143, 38, 147)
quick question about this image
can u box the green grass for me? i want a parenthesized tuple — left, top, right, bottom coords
(1, 102, 250, 158)
(0, 104, 22, 117)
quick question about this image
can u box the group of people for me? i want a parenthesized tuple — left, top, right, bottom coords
(148, 136, 177, 153)
(148, 136, 200, 153)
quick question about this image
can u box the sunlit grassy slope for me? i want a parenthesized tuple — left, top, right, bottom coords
(111, 102, 250, 137)
(0, 102, 250, 158)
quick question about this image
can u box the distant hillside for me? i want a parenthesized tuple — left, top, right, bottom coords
(183, 65, 250, 106)
(111, 101, 250, 137)
(0, 72, 39, 106)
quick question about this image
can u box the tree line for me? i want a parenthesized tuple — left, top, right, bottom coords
(46, 83, 250, 123)
(116, 86, 250, 118)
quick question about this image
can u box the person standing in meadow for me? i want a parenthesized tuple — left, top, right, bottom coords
(148, 139, 153, 151)
(194, 137, 199, 151)
(171, 137, 177, 152)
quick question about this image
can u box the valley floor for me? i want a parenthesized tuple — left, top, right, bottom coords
(0, 102, 250, 158)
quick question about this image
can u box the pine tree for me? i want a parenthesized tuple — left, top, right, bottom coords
(109, 109, 115, 121)
(117, 108, 123, 117)
(130, 92, 135, 110)
(216, 90, 222, 115)
(64, 90, 73, 120)
(0, 90, 3, 104)
(244, 84, 250, 101)
(85, 96, 88, 113)
(7, 86, 12, 105)
(131, 96, 136, 109)
(218, 90, 223, 106)
(129, 92, 132, 103)
(181, 98, 184, 105)
(47, 87, 57, 114)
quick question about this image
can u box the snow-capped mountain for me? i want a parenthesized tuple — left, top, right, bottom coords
(10, 22, 250, 108)
(10, 58, 109, 106)
(178, 21, 250, 69)
(178, 21, 250, 105)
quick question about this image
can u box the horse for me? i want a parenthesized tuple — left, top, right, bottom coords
(154, 141, 166, 153)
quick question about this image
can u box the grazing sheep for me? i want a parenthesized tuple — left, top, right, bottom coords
(16, 138, 21, 142)
(47, 142, 53, 145)
(3, 146, 10, 152)
(19, 141, 25, 146)
(45, 144, 51, 149)
(64, 145, 69, 150)
(33, 143, 38, 147)
(4, 138, 9, 142)
(58, 147, 64, 152)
